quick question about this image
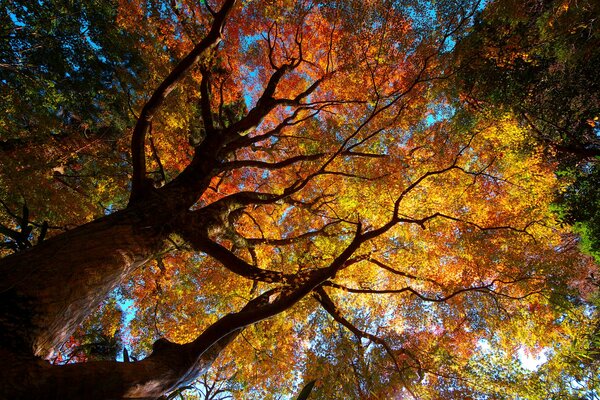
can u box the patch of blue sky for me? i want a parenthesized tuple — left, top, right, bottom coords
(103, 203, 115, 215)
(113, 288, 137, 361)
(400, 0, 437, 33)
(79, 18, 102, 52)
(399, 0, 487, 53)
(240, 32, 264, 53)
(425, 101, 456, 127)
(237, 33, 265, 106)
(240, 65, 260, 108)
(8, 10, 26, 27)
(277, 205, 294, 231)
(567, 377, 600, 399)
(261, 169, 270, 180)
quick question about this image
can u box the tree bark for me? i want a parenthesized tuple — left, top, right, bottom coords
(0, 329, 241, 400)
(0, 207, 163, 359)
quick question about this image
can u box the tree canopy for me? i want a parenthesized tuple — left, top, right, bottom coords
(0, 0, 599, 398)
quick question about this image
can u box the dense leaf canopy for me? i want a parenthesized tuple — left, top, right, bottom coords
(1, 0, 599, 398)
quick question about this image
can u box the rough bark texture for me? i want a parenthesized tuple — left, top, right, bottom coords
(0, 329, 241, 400)
(0, 208, 162, 359)
(0, 199, 244, 399)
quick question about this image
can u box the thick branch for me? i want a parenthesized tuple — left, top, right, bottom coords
(522, 112, 600, 159)
(246, 221, 340, 246)
(129, 0, 236, 203)
(220, 67, 325, 142)
(219, 63, 293, 139)
(365, 258, 443, 287)
(6, 307, 241, 399)
(223, 102, 348, 154)
(178, 229, 287, 283)
(396, 212, 535, 237)
(199, 67, 216, 135)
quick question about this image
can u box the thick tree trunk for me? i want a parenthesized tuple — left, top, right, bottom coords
(0, 186, 248, 399)
(0, 153, 231, 398)
(0, 183, 255, 400)
(0, 207, 163, 358)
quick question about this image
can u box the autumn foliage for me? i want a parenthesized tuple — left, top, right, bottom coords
(1, 0, 599, 398)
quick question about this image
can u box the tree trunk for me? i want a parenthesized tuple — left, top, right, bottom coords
(0, 185, 251, 400)
(0, 329, 241, 399)
(0, 207, 163, 359)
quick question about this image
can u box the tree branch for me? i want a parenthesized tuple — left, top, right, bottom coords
(199, 66, 216, 135)
(245, 221, 340, 246)
(219, 153, 325, 172)
(396, 212, 536, 237)
(314, 287, 423, 380)
(365, 258, 443, 287)
(129, 0, 236, 203)
(323, 277, 542, 302)
(220, 71, 325, 143)
(222, 106, 322, 153)
(177, 228, 287, 283)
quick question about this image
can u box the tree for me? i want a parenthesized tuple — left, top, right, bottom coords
(0, 0, 596, 398)
(448, 0, 600, 396)
(1, 0, 147, 229)
(452, 0, 600, 263)
(453, 0, 600, 159)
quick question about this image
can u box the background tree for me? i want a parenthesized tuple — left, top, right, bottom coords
(0, 0, 147, 229)
(450, 0, 600, 396)
(452, 0, 600, 260)
(0, 0, 597, 399)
